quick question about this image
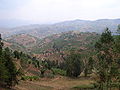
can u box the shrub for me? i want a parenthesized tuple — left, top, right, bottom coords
(52, 68, 66, 76)
(44, 73, 54, 78)
(21, 76, 39, 81)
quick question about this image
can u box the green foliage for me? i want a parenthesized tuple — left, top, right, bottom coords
(0, 35, 19, 88)
(88, 57, 94, 70)
(114, 25, 120, 53)
(94, 28, 120, 89)
(0, 57, 9, 85)
(65, 52, 83, 77)
(3, 48, 18, 87)
(100, 28, 114, 44)
(52, 68, 66, 76)
(21, 76, 39, 81)
(32, 32, 99, 53)
(83, 57, 94, 77)
(13, 50, 20, 59)
(117, 24, 120, 33)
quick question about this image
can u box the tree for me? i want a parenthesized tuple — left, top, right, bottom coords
(117, 24, 120, 33)
(3, 48, 18, 88)
(94, 28, 119, 89)
(114, 24, 120, 53)
(52, 42, 60, 52)
(84, 57, 94, 77)
(0, 34, 3, 55)
(0, 35, 17, 88)
(114, 25, 120, 89)
(0, 57, 9, 86)
(65, 52, 83, 77)
(13, 50, 20, 59)
(88, 57, 94, 72)
(0, 34, 9, 87)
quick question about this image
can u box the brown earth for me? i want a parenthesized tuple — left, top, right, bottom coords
(15, 76, 94, 90)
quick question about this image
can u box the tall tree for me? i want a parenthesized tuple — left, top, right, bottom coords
(13, 50, 20, 59)
(65, 52, 83, 77)
(0, 34, 3, 55)
(94, 28, 119, 89)
(0, 34, 8, 86)
(114, 24, 120, 53)
(3, 48, 18, 88)
(0, 34, 18, 88)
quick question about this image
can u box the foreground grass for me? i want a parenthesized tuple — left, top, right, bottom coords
(16, 81, 53, 90)
(73, 84, 94, 89)
(15, 76, 94, 90)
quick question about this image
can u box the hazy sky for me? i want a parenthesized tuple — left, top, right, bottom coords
(0, 0, 120, 23)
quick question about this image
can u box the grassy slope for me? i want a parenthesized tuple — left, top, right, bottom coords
(15, 76, 94, 90)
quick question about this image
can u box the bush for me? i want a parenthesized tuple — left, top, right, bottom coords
(52, 68, 66, 76)
(44, 73, 54, 78)
(21, 76, 39, 81)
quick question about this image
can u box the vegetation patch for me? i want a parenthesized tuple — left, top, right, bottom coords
(21, 76, 39, 81)
(52, 68, 66, 76)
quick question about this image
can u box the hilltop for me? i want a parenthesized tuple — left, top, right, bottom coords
(0, 19, 120, 38)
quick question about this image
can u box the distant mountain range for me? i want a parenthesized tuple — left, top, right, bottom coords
(0, 19, 120, 38)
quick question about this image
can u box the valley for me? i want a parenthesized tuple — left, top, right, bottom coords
(0, 19, 120, 90)
(1, 0, 120, 89)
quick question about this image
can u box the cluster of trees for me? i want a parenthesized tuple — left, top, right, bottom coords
(0, 34, 41, 88)
(94, 27, 120, 89)
(65, 53, 83, 77)
(13, 49, 41, 69)
(0, 25, 120, 89)
(64, 26, 120, 89)
(0, 34, 19, 88)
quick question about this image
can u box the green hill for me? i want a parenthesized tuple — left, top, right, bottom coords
(32, 31, 100, 54)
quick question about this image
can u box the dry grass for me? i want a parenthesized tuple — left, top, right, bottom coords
(15, 76, 94, 90)
(15, 81, 53, 90)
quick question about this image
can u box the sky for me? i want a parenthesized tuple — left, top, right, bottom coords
(0, 0, 120, 24)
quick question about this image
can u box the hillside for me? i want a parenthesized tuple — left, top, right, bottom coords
(0, 19, 120, 38)
(4, 31, 100, 53)
(1, 23, 120, 90)
(32, 31, 100, 53)
(3, 40, 27, 52)
(3, 31, 100, 62)
(4, 34, 40, 52)
(29, 31, 100, 62)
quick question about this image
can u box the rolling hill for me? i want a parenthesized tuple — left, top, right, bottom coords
(31, 31, 100, 53)
(4, 34, 40, 52)
(3, 31, 100, 62)
(0, 19, 120, 38)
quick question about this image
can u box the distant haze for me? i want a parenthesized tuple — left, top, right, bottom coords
(0, 0, 120, 27)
